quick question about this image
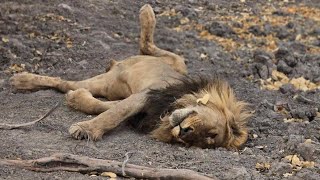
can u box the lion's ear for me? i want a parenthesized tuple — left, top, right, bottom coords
(226, 118, 248, 149)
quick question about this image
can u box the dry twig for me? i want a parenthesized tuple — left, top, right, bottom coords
(0, 101, 60, 130)
(121, 151, 143, 177)
(0, 153, 214, 180)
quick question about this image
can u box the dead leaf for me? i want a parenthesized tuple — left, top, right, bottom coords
(301, 161, 315, 168)
(8, 64, 25, 73)
(200, 53, 208, 60)
(283, 173, 293, 177)
(304, 139, 312, 144)
(180, 17, 190, 25)
(256, 162, 271, 172)
(197, 94, 210, 105)
(101, 172, 117, 178)
(2, 37, 9, 43)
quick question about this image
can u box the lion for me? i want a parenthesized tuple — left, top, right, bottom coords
(9, 4, 251, 149)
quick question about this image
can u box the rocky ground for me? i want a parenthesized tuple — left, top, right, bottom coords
(0, 0, 319, 179)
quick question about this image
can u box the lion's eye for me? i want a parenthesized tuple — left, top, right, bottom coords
(180, 127, 193, 135)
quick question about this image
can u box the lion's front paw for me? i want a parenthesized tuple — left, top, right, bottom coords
(69, 122, 103, 141)
(10, 72, 39, 90)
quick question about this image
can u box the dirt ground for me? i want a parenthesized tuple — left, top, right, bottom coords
(0, 0, 320, 179)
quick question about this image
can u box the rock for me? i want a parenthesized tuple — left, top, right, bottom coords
(270, 162, 292, 175)
(275, 26, 290, 39)
(279, 83, 296, 94)
(275, 47, 290, 60)
(296, 169, 320, 180)
(289, 42, 307, 54)
(223, 167, 251, 180)
(206, 22, 236, 38)
(77, 60, 88, 67)
(242, 147, 253, 155)
(286, 22, 295, 29)
(0, 79, 5, 88)
(175, 5, 197, 18)
(253, 50, 273, 64)
(98, 40, 111, 51)
(305, 109, 317, 121)
(272, 10, 290, 16)
(283, 55, 297, 67)
(311, 27, 320, 36)
(286, 135, 305, 150)
(232, 21, 243, 28)
(277, 60, 292, 74)
(255, 64, 269, 79)
(297, 142, 316, 161)
(248, 25, 265, 36)
(58, 3, 73, 11)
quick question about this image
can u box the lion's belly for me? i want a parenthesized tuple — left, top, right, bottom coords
(119, 59, 183, 93)
(102, 56, 183, 100)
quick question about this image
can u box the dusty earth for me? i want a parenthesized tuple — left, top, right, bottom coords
(0, 0, 320, 179)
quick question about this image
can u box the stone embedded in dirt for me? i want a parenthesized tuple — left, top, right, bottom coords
(232, 21, 243, 28)
(272, 10, 290, 16)
(277, 60, 292, 74)
(283, 55, 297, 68)
(290, 108, 317, 121)
(175, 5, 197, 19)
(312, 39, 320, 47)
(258, 64, 270, 79)
(310, 27, 320, 36)
(223, 167, 250, 180)
(275, 47, 290, 60)
(279, 83, 296, 94)
(297, 142, 317, 161)
(58, 3, 73, 11)
(286, 22, 295, 29)
(290, 109, 307, 120)
(296, 169, 320, 180)
(270, 162, 292, 175)
(206, 22, 236, 38)
(248, 25, 265, 36)
(289, 42, 307, 54)
(253, 50, 274, 64)
(305, 109, 317, 121)
(275, 26, 290, 40)
(286, 135, 305, 150)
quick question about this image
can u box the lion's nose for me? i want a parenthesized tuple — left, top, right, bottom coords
(169, 109, 195, 126)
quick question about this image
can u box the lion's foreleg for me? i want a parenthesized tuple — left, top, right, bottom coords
(68, 92, 147, 140)
(66, 88, 120, 115)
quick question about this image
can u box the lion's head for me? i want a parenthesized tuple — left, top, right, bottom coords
(145, 77, 251, 149)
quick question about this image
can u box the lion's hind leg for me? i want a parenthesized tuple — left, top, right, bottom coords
(66, 88, 120, 115)
(10, 72, 113, 97)
(139, 4, 187, 75)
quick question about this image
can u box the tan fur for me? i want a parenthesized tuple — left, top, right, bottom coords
(9, 5, 251, 149)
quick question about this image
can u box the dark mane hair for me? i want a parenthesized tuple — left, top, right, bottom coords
(128, 75, 221, 133)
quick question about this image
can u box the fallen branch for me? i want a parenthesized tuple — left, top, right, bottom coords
(0, 153, 214, 180)
(0, 101, 60, 130)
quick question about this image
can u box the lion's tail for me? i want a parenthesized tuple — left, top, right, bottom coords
(139, 4, 187, 75)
